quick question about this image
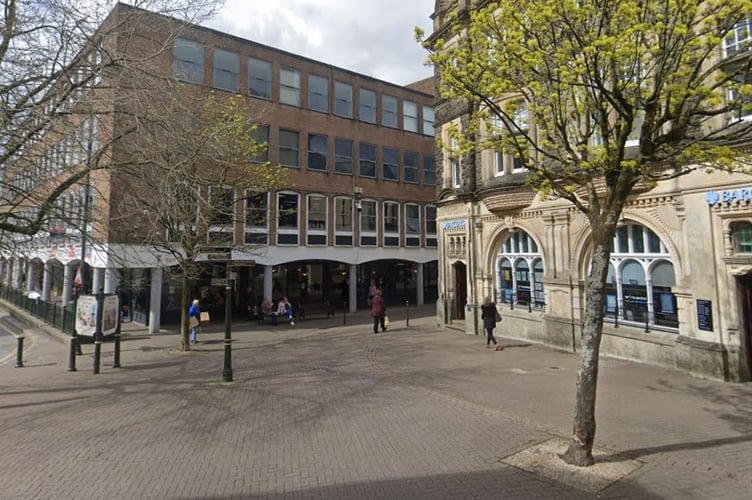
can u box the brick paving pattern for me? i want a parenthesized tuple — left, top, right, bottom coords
(1, 304, 751, 499)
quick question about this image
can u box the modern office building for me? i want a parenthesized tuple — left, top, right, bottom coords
(0, 3, 438, 330)
(428, 1, 752, 381)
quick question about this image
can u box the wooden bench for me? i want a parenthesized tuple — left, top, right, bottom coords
(296, 301, 335, 320)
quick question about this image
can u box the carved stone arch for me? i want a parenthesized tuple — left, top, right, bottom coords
(573, 216, 685, 283)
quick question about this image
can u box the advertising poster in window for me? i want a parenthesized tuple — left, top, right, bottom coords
(659, 293, 675, 314)
(605, 293, 617, 313)
(102, 295, 119, 335)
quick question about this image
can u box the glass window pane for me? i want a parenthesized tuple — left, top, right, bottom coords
(335, 139, 353, 174)
(248, 57, 272, 98)
(280, 67, 301, 106)
(307, 196, 327, 230)
(423, 106, 435, 136)
(423, 155, 435, 186)
(307, 134, 328, 171)
(173, 38, 204, 83)
(279, 129, 299, 167)
(359, 143, 376, 178)
(382, 94, 398, 128)
(403, 100, 418, 132)
(383, 147, 398, 180)
(309, 75, 329, 112)
(359, 88, 376, 123)
(245, 191, 268, 227)
(404, 151, 419, 183)
(405, 204, 420, 234)
(361, 200, 377, 232)
(632, 225, 644, 253)
(335, 198, 353, 231)
(249, 125, 269, 163)
(278, 193, 298, 229)
(213, 49, 239, 92)
(384, 202, 399, 232)
(335, 81, 353, 118)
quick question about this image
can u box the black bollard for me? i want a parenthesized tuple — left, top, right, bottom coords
(405, 301, 410, 327)
(68, 335, 77, 372)
(15, 336, 24, 368)
(614, 304, 619, 328)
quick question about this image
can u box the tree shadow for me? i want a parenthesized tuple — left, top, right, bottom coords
(599, 434, 752, 463)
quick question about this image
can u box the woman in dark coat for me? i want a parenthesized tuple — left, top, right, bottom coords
(370, 289, 387, 334)
(480, 296, 503, 351)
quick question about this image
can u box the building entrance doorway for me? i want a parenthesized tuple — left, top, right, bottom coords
(737, 273, 752, 381)
(453, 262, 467, 320)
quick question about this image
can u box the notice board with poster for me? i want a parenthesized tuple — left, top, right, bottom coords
(697, 299, 713, 332)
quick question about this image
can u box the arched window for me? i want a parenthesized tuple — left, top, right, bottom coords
(605, 223, 678, 330)
(496, 230, 544, 309)
(732, 221, 752, 253)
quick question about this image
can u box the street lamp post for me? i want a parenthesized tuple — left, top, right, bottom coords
(222, 262, 233, 382)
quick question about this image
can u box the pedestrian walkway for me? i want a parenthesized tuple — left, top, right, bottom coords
(1, 302, 751, 499)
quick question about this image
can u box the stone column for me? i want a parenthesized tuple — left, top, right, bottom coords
(92, 267, 105, 294)
(42, 261, 52, 301)
(349, 263, 357, 313)
(103, 268, 119, 294)
(148, 268, 162, 334)
(26, 263, 35, 293)
(263, 265, 273, 300)
(416, 262, 425, 306)
(62, 263, 73, 306)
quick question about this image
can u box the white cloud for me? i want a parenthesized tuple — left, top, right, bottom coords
(206, 0, 434, 86)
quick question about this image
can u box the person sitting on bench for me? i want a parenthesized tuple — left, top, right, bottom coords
(273, 297, 294, 325)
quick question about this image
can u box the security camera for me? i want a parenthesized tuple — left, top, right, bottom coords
(356, 200, 362, 211)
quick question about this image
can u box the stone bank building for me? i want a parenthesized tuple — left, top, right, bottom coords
(428, 0, 752, 381)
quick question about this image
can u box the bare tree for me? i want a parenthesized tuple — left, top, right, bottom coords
(0, 1, 223, 252)
(115, 89, 288, 351)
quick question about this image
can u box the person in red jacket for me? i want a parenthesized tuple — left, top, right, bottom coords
(370, 289, 387, 334)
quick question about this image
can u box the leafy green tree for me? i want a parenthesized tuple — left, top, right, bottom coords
(420, 0, 752, 466)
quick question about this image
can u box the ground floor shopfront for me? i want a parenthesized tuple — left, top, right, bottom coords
(0, 244, 437, 331)
(436, 171, 752, 382)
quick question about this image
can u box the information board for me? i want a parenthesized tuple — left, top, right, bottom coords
(697, 299, 713, 331)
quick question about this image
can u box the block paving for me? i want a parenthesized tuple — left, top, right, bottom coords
(1, 303, 751, 499)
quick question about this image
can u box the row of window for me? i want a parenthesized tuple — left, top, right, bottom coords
(494, 224, 679, 329)
(173, 38, 435, 135)
(6, 116, 100, 194)
(251, 126, 435, 185)
(199, 188, 437, 248)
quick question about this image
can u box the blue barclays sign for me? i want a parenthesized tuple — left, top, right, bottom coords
(706, 188, 752, 205)
(441, 220, 466, 231)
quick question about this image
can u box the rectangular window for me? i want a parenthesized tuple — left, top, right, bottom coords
(209, 186, 235, 226)
(404, 151, 419, 184)
(451, 137, 461, 187)
(359, 88, 376, 123)
(173, 38, 204, 84)
(335, 197, 353, 246)
(403, 100, 418, 132)
(425, 205, 437, 247)
(213, 48, 239, 92)
(405, 204, 420, 234)
(309, 74, 329, 112)
(248, 57, 272, 99)
(335, 81, 353, 118)
(249, 125, 269, 163)
(423, 106, 435, 136)
(382, 94, 398, 128)
(724, 17, 752, 57)
(495, 150, 504, 175)
(729, 73, 752, 121)
(244, 191, 268, 245)
(277, 193, 299, 245)
(335, 138, 353, 174)
(359, 143, 376, 178)
(307, 134, 328, 171)
(280, 67, 301, 106)
(423, 154, 436, 186)
(360, 200, 377, 233)
(307, 195, 327, 233)
(383, 201, 399, 246)
(278, 129, 300, 167)
(382, 147, 398, 181)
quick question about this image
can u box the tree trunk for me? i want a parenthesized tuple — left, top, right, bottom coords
(561, 235, 612, 467)
(179, 262, 193, 352)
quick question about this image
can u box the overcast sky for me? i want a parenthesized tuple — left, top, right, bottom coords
(205, 0, 436, 86)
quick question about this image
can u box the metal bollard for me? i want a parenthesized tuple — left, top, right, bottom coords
(15, 335, 24, 368)
(405, 301, 410, 327)
(68, 335, 77, 372)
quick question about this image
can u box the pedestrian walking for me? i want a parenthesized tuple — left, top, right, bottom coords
(480, 296, 503, 351)
(371, 289, 387, 334)
(188, 299, 201, 344)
